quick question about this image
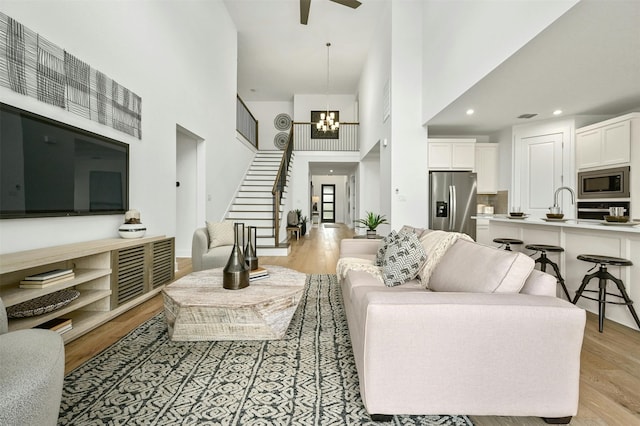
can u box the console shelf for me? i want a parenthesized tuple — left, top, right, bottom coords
(0, 236, 175, 342)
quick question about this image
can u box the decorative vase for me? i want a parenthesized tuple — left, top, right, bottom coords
(118, 223, 146, 239)
(366, 230, 377, 239)
(223, 223, 250, 290)
(301, 221, 307, 236)
(244, 226, 259, 271)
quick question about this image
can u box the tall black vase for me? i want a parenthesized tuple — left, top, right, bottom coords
(223, 223, 249, 290)
(244, 226, 259, 271)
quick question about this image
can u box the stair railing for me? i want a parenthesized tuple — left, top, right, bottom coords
(271, 126, 294, 245)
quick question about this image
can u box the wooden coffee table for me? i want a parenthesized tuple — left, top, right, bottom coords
(162, 265, 306, 341)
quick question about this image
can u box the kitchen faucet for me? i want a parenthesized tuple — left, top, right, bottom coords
(553, 186, 575, 209)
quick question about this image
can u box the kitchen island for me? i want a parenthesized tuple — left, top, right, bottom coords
(485, 215, 640, 331)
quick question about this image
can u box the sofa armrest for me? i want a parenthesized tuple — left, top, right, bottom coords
(356, 291, 585, 416)
(191, 227, 210, 272)
(340, 238, 382, 258)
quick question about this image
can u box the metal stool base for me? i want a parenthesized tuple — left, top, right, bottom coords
(573, 264, 640, 332)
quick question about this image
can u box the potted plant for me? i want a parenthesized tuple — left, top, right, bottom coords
(300, 216, 308, 235)
(355, 212, 388, 238)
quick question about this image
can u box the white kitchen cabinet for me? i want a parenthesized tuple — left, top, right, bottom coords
(475, 217, 490, 245)
(576, 117, 631, 170)
(428, 138, 475, 170)
(475, 143, 498, 194)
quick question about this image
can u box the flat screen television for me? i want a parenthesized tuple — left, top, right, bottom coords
(0, 103, 129, 219)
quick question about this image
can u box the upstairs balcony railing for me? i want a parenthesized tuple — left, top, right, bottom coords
(236, 95, 258, 148)
(291, 122, 359, 151)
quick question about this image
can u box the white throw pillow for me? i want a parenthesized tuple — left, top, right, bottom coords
(206, 221, 235, 249)
(429, 239, 534, 293)
(381, 232, 427, 287)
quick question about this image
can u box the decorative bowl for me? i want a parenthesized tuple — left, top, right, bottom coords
(604, 215, 629, 223)
(546, 213, 564, 219)
(509, 212, 524, 217)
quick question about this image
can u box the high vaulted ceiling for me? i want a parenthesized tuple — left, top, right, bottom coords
(224, 0, 388, 103)
(225, 0, 640, 137)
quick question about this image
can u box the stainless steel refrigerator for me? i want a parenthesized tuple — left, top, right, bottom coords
(429, 171, 477, 240)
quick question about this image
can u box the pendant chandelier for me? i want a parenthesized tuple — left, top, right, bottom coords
(317, 42, 339, 132)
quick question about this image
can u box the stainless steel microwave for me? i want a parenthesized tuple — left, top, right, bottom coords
(577, 166, 630, 199)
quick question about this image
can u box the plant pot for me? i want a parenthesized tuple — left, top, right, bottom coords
(301, 222, 307, 236)
(366, 230, 377, 239)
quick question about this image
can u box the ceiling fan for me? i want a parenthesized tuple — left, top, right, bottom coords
(300, 0, 362, 25)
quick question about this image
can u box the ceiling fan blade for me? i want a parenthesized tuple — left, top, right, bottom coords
(330, 0, 362, 9)
(300, 0, 311, 25)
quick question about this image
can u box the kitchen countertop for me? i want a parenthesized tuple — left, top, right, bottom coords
(483, 214, 640, 233)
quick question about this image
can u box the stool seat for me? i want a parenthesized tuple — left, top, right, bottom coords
(525, 244, 564, 253)
(493, 238, 523, 245)
(576, 254, 632, 266)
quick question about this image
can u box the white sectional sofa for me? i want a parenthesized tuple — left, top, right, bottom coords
(338, 230, 586, 424)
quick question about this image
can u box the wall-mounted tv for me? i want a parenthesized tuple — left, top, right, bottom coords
(0, 103, 129, 219)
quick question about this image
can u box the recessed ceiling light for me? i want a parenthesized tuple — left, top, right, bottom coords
(329, 169, 334, 173)
(466, 109, 474, 115)
(553, 109, 563, 116)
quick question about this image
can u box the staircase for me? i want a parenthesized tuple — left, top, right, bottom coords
(226, 151, 291, 256)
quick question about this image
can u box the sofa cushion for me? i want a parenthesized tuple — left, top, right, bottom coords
(381, 232, 427, 287)
(417, 230, 473, 289)
(206, 221, 235, 249)
(375, 230, 399, 266)
(429, 239, 534, 293)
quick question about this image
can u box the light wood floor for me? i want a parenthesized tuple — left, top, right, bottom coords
(64, 223, 640, 425)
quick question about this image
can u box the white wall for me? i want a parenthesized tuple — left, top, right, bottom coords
(357, 3, 391, 228)
(389, 1, 429, 229)
(0, 1, 246, 254)
(421, 0, 579, 124)
(245, 101, 293, 151)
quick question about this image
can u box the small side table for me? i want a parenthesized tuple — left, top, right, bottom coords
(287, 226, 301, 240)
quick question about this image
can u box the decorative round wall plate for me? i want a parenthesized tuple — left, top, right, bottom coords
(7, 289, 80, 318)
(274, 132, 289, 150)
(274, 113, 292, 131)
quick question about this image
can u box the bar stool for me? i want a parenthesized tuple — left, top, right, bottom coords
(493, 238, 523, 251)
(573, 254, 640, 332)
(525, 244, 571, 301)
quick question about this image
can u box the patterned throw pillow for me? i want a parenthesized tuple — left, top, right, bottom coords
(206, 221, 235, 248)
(375, 230, 399, 266)
(381, 232, 427, 287)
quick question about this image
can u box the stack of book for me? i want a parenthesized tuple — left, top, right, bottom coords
(249, 267, 269, 282)
(20, 268, 75, 289)
(35, 317, 73, 334)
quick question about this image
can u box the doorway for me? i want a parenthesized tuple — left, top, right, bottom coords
(176, 126, 205, 258)
(321, 184, 335, 223)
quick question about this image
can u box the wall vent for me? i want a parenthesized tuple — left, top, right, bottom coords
(517, 113, 538, 119)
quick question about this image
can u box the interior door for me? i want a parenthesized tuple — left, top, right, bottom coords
(518, 133, 564, 217)
(321, 184, 335, 223)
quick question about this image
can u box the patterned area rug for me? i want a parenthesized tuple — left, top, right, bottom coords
(59, 274, 473, 425)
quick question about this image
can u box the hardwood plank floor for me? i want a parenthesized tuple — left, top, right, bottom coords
(64, 223, 640, 425)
